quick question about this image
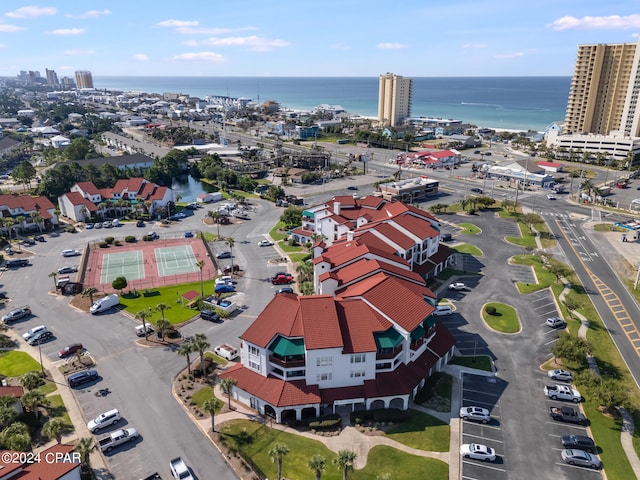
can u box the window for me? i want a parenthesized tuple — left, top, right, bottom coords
(350, 353, 365, 364)
(249, 360, 260, 371)
(350, 370, 365, 378)
(316, 356, 332, 367)
(249, 345, 259, 355)
(316, 373, 332, 381)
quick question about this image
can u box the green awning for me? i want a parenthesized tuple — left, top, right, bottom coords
(374, 328, 404, 349)
(302, 210, 315, 218)
(270, 336, 305, 357)
(424, 316, 437, 330)
(411, 325, 426, 340)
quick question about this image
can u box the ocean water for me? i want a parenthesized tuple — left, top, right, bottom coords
(94, 76, 571, 132)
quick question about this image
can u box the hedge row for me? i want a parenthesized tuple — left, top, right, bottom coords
(305, 414, 341, 430)
(350, 408, 410, 424)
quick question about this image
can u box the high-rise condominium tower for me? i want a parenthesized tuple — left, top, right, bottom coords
(75, 70, 94, 89)
(378, 73, 412, 127)
(45, 68, 59, 86)
(565, 37, 640, 137)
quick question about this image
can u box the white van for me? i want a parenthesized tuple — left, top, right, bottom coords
(434, 305, 453, 316)
(214, 344, 239, 361)
(90, 294, 120, 314)
(111, 218, 120, 227)
(56, 276, 71, 288)
(135, 324, 154, 337)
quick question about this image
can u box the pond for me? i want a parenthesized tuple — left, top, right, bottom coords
(171, 175, 218, 202)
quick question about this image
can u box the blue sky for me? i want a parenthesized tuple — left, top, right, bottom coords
(1, 1, 639, 78)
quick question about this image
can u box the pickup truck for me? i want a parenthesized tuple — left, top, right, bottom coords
(169, 457, 194, 480)
(549, 405, 588, 425)
(98, 428, 139, 452)
(544, 384, 582, 403)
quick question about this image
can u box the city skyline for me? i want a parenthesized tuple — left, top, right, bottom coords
(0, 2, 639, 78)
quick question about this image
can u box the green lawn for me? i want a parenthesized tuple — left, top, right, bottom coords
(0, 351, 41, 377)
(119, 280, 216, 324)
(278, 241, 304, 253)
(451, 243, 483, 256)
(511, 254, 557, 293)
(219, 419, 447, 480)
(38, 382, 58, 395)
(47, 394, 72, 426)
(458, 222, 481, 235)
(269, 222, 287, 241)
(204, 351, 228, 368)
(593, 223, 625, 232)
(482, 302, 520, 333)
(385, 410, 450, 451)
(191, 386, 224, 412)
(505, 221, 538, 249)
(449, 355, 493, 372)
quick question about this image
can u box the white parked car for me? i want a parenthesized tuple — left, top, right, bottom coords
(448, 282, 466, 291)
(61, 249, 81, 257)
(548, 369, 573, 382)
(547, 193, 557, 200)
(23, 325, 48, 342)
(87, 408, 121, 433)
(544, 384, 582, 403)
(258, 240, 274, 247)
(460, 443, 497, 462)
(546, 316, 566, 328)
(459, 406, 491, 424)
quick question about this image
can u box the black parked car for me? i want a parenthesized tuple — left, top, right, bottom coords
(67, 370, 98, 388)
(561, 434, 596, 453)
(200, 310, 221, 322)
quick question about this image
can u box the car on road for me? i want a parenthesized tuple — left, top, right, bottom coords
(448, 282, 466, 291)
(474, 150, 481, 154)
(67, 370, 99, 388)
(58, 343, 83, 359)
(460, 443, 496, 462)
(88, 408, 121, 433)
(184, 231, 193, 238)
(347, 186, 358, 191)
(546, 316, 567, 328)
(274, 286, 295, 295)
(271, 273, 294, 285)
(440, 233, 452, 242)
(548, 369, 573, 382)
(61, 249, 81, 257)
(562, 434, 596, 453)
(459, 406, 491, 424)
(214, 283, 235, 294)
(258, 240, 274, 247)
(470, 188, 483, 194)
(57, 266, 77, 275)
(185, 203, 200, 210)
(27, 330, 53, 345)
(561, 449, 601, 469)
(23, 325, 47, 342)
(1, 306, 31, 324)
(223, 265, 241, 274)
(547, 193, 557, 200)
(216, 251, 232, 259)
(200, 310, 221, 322)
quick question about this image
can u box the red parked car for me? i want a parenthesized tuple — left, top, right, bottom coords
(58, 343, 83, 359)
(271, 273, 293, 285)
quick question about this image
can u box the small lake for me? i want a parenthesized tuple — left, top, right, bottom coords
(171, 175, 217, 202)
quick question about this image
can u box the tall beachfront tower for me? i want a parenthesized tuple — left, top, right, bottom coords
(378, 73, 412, 127)
(74, 70, 94, 89)
(565, 37, 640, 137)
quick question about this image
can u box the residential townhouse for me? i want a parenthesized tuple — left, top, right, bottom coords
(0, 194, 58, 232)
(0, 443, 81, 480)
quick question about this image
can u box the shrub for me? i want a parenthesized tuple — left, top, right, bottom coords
(142, 235, 152, 241)
(64, 225, 76, 233)
(306, 414, 341, 430)
(125, 235, 137, 243)
(484, 305, 497, 315)
(114, 240, 122, 246)
(98, 241, 109, 248)
(350, 408, 410, 425)
(104, 236, 114, 244)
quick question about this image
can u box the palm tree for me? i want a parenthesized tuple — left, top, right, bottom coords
(296, 260, 314, 285)
(21, 390, 48, 421)
(97, 202, 106, 220)
(192, 333, 210, 376)
(178, 340, 195, 376)
(195, 260, 206, 297)
(203, 397, 223, 432)
(14, 215, 25, 236)
(155, 303, 170, 322)
(74, 437, 96, 475)
(136, 308, 153, 341)
(30, 211, 43, 232)
(268, 443, 290, 480)
(220, 377, 237, 409)
(48, 271, 57, 290)
(334, 450, 357, 480)
(42, 418, 66, 444)
(81, 287, 98, 305)
(1, 218, 14, 241)
(79, 206, 88, 222)
(308, 454, 327, 480)
(225, 236, 236, 271)
(19, 371, 44, 391)
(0, 406, 17, 429)
(208, 210, 222, 239)
(156, 318, 170, 341)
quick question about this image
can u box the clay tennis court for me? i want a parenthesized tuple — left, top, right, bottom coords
(83, 237, 217, 293)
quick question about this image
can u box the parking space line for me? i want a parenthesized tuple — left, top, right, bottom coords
(544, 420, 587, 430)
(460, 421, 502, 430)
(544, 338, 560, 345)
(462, 432, 504, 443)
(461, 461, 507, 472)
(462, 388, 501, 398)
(461, 475, 481, 480)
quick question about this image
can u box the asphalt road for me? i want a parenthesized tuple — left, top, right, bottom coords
(2, 199, 282, 480)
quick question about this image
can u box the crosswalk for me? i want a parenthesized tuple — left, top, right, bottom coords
(537, 212, 569, 218)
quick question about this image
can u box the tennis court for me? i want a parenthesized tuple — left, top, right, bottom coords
(155, 245, 199, 277)
(100, 250, 145, 284)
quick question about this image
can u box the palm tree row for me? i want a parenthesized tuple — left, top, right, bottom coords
(177, 333, 210, 376)
(267, 444, 359, 480)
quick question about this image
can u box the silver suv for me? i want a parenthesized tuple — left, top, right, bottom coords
(1, 306, 31, 325)
(87, 408, 121, 433)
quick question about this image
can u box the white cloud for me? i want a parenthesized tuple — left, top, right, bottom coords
(0, 24, 24, 32)
(201, 35, 290, 51)
(173, 51, 226, 62)
(175, 26, 257, 35)
(376, 42, 408, 49)
(65, 9, 111, 19)
(64, 49, 95, 56)
(462, 43, 487, 49)
(132, 54, 149, 62)
(548, 14, 640, 31)
(47, 28, 85, 36)
(6, 6, 56, 19)
(494, 52, 525, 59)
(156, 19, 199, 28)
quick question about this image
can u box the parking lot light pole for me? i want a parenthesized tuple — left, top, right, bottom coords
(38, 338, 45, 378)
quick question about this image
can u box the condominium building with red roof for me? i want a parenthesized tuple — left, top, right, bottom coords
(0, 194, 58, 233)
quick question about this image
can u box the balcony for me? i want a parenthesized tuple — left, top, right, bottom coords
(376, 346, 402, 360)
(269, 355, 306, 368)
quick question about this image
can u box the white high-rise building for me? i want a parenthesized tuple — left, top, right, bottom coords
(378, 73, 412, 127)
(74, 70, 94, 89)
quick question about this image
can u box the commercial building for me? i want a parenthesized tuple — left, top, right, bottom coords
(378, 73, 412, 127)
(74, 70, 94, 89)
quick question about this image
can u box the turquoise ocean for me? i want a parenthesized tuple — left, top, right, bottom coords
(94, 76, 571, 132)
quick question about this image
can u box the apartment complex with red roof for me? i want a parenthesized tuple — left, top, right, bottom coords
(58, 178, 175, 222)
(0, 444, 80, 480)
(220, 197, 456, 423)
(0, 194, 58, 232)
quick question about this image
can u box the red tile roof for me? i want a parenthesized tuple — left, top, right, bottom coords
(537, 161, 562, 168)
(391, 213, 440, 239)
(74, 181, 100, 195)
(219, 364, 321, 407)
(300, 296, 343, 350)
(63, 191, 98, 212)
(4, 444, 79, 479)
(313, 236, 406, 269)
(328, 257, 422, 287)
(241, 294, 305, 347)
(0, 386, 24, 398)
(360, 222, 414, 249)
(337, 299, 391, 353)
(429, 321, 456, 356)
(0, 194, 55, 219)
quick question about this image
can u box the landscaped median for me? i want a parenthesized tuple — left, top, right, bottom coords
(481, 302, 520, 334)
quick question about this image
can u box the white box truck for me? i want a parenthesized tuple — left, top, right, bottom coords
(90, 294, 120, 314)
